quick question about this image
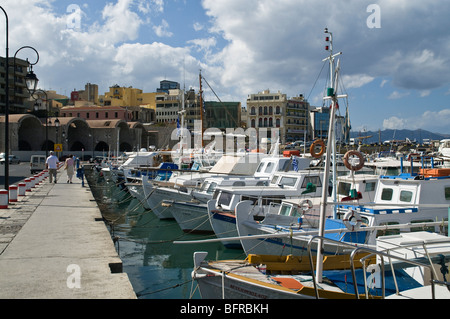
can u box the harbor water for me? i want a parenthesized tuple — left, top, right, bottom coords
(87, 170, 245, 299)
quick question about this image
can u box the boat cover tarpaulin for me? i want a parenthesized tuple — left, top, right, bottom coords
(323, 268, 422, 296)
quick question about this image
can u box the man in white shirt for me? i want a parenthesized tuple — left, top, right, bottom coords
(46, 151, 59, 183)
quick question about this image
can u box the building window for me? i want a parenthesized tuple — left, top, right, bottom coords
(251, 107, 256, 115)
(115, 112, 118, 118)
(276, 118, 280, 127)
(258, 118, 263, 127)
(251, 119, 256, 128)
(269, 117, 273, 127)
(86, 113, 89, 119)
(105, 112, 108, 118)
(276, 106, 281, 114)
(96, 112, 99, 118)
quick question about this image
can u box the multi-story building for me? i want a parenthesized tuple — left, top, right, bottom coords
(247, 89, 311, 144)
(155, 89, 184, 124)
(310, 106, 346, 142)
(0, 57, 32, 114)
(157, 80, 180, 93)
(71, 83, 99, 105)
(285, 95, 310, 142)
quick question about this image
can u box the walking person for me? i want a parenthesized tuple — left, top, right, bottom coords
(65, 154, 75, 183)
(46, 151, 59, 183)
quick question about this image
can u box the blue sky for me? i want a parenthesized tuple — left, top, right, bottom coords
(1, 0, 449, 134)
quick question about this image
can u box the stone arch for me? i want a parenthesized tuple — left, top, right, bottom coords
(17, 114, 44, 151)
(95, 141, 109, 152)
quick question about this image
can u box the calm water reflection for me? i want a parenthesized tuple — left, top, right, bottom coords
(89, 175, 245, 299)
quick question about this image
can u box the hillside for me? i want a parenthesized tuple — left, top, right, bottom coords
(350, 129, 450, 144)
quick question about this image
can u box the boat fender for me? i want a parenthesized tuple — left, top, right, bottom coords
(310, 139, 326, 158)
(366, 264, 381, 290)
(343, 150, 365, 171)
(343, 209, 362, 231)
(300, 199, 313, 212)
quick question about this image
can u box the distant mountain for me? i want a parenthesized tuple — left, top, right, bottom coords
(350, 129, 450, 144)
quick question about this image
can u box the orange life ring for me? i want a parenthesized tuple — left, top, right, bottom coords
(343, 150, 365, 171)
(310, 139, 326, 158)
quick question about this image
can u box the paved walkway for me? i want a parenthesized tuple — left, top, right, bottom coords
(0, 167, 136, 299)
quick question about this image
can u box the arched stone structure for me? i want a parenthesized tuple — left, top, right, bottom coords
(1, 115, 146, 156)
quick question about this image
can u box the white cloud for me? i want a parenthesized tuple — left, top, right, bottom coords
(383, 116, 406, 130)
(341, 74, 374, 89)
(383, 109, 450, 133)
(193, 22, 204, 32)
(153, 19, 173, 37)
(388, 91, 410, 100)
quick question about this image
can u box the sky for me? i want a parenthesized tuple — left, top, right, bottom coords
(1, 0, 450, 134)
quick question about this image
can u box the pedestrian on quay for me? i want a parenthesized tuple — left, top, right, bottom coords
(46, 151, 59, 183)
(65, 154, 75, 183)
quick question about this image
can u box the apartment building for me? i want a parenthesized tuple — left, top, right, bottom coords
(0, 57, 32, 114)
(247, 89, 311, 143)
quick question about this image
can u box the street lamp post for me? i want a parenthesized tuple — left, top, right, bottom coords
(32, 90, 49, 158)
(1, 6, 39, 192)
(55, 118, 60, 157)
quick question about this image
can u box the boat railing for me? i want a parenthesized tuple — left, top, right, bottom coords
(349, 243, 446, 299)
(306, 235, 448, 299)
(306, 235, 367, 299)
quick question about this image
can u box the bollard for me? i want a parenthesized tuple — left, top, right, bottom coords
(25, 178, 32, 192)
(34, 175, 40, 186)
(0, 189, 8, 209)
(18, 183, 26, 196)
(30, 177, 36, 188)
(9, 185, 18, 203)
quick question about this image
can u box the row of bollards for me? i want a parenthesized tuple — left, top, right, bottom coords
(0, 170, 50, 209)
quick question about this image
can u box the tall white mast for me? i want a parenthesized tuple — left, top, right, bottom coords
(315, 28, 347, 283)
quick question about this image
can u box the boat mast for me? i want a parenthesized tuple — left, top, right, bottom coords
(199, 70, 204, 148)
(315, 28, 346, 283)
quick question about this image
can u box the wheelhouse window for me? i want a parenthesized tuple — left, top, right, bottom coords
(206, 182, 218, 194)
(279, 176, 297, 187)
(217, 191, 233, 206)
(399, 190, 413, 202)
(302, 176, 322, 188)
(364, 182, 376, 192)
(264, 162, 274, 173)
(445, 187, 450, 200)
(381, 188, 393, 201)
(338, 182, 351, 196)
(279, 204, 291, 216)
(270, 175, 280, 184)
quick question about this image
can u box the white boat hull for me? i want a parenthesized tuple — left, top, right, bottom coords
(171, 202, 213, 234)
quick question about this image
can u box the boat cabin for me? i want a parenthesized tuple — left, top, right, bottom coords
(212, 170, 323, 212)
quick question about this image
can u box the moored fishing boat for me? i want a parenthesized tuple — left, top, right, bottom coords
(191, 231, 450, 299)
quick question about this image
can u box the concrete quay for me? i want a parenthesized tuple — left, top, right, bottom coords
(0, 168, 136, 299)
